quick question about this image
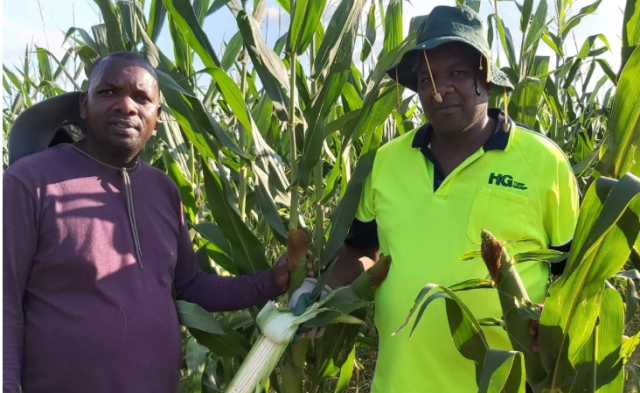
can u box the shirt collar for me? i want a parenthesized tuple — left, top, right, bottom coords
(412, 108, 513, 151)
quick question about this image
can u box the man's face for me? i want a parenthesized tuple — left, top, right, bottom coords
(417, 42, 490, 137)
(80, 57, 161, 159)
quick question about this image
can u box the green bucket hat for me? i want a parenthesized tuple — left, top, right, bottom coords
(387, 5, 513, 95)
(8, 92, 86, 165)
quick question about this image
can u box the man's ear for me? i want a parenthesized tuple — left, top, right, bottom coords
(479, 80, 492, 100)
(79, 91, 88, 120)
(155, 105, 162, 130)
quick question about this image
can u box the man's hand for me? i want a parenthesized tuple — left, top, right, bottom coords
(269, 251, 314, 293)
(529, 303, 544, 353)
(529, 318, 540, 353)
(271, 251, 326, 339)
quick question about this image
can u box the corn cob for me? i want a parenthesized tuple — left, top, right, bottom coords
(227, 229, 313, 393)
(225, 254, 392, 393)
(225, 301, 324, 393)
(480, 229, 547, 390)
(225, 335, 286, 393)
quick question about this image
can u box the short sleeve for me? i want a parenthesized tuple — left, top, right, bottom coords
(544, 157, 580, 247)
(355, 172, 375, 223)
(344, 172, 379, 249)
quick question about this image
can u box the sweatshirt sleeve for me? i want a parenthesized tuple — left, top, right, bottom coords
(3, 174, 38, 393)
(172, 198, 283, 312)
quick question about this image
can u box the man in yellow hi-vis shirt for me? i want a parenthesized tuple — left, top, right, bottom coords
(292, 5, 580, 392)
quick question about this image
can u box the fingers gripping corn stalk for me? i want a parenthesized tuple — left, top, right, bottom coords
(286, 229, 309, 299)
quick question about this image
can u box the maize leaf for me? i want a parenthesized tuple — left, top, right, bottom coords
(395, 283, 492, 386)
(478, 350, 526, 393)
(539, 174, 640, 392)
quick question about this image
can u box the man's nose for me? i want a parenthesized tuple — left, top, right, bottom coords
(113, 95, 137, 113)
(433, 76, 454, 97)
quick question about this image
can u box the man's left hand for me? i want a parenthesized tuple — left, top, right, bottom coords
(529, 303, 544, 353)
(270, 251, 314, 293)
(529, 318, 540, 353)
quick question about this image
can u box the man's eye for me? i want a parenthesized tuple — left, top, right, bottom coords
(99, 90, 113, 95)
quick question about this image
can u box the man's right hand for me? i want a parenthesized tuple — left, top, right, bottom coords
(270, 251, 314, 294)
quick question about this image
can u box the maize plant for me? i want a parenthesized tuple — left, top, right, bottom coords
(398, 173, 640, 393)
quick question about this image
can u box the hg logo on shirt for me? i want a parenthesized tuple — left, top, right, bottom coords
(488, 173, 528, 190)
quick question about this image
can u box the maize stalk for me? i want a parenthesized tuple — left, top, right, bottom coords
(280, 229, 310, 393)
(480, 229, 547, 389)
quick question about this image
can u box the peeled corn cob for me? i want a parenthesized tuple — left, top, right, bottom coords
(225, 301, 324, 393)
(225, 335, 285, 393)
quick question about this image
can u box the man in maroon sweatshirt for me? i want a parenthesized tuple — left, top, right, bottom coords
(3, 51, 306, 393)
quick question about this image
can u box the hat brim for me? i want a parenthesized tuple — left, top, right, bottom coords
(387, 36, 514, 94)
(8, 92, 87, 165)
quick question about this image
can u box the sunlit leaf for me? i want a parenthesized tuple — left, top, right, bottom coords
(287, 0, 327, 55)
(596, 47, 640, 178)
(478, 350, 526, 393)
(539, 174, 640, 391)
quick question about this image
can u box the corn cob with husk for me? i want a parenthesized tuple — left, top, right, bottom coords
(480, 229, 547, 390)
(280, 228, 313, 393)
(225, 230, 391, 393)
(225, 301, 326, 393)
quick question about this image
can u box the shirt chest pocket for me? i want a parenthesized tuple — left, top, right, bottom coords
(467, 187, 530, 244)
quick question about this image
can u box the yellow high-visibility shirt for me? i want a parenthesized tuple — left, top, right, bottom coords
(354, 111, 579, 393)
